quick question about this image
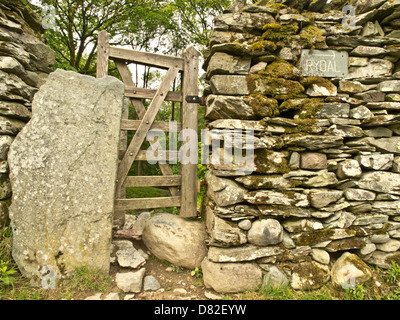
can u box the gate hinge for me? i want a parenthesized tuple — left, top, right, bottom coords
(186, 96, 206, 106)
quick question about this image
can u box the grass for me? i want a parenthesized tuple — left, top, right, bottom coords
(53, 266, 112, 300)
(2, 187, 400, 301)
(222, 261, 400, 301)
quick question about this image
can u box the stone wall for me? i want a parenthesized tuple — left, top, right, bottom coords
(201, 0, 400, 293)
(0, 0, 55, 224)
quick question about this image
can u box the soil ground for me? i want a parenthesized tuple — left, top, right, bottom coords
(109, 238, 212, 301)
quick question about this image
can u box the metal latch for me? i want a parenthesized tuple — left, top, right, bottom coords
(186, 96, 206, 106)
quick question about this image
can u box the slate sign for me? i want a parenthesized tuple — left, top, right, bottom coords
(300, 49, 348, 78)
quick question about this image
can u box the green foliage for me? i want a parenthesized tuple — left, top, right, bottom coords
(191, 267, 203, 278)
(0, 224, 12, 263)
(345, 284, 367, 300)
(29, 0, 232, 75)
(260, 283, 294, 300)
(384, 287, 400, 300)
(0, 260, 17, 288)
(59, 266, 112, 300)
(170, 264, 183, 273)
(384, 261, 400, 284)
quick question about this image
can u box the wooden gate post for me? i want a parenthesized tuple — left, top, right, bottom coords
(96, 30, 110, 78)
(180, 46, 200, 218)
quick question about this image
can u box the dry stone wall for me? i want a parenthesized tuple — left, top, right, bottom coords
(202, 0, 400, 293)
(0, 0, 55, 224)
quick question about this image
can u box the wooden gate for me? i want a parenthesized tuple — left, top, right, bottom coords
(96, 30, 199, 219)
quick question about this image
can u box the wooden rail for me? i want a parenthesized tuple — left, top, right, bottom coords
(97, 30, 199, 218)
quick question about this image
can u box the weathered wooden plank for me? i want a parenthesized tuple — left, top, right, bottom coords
(121, 119, 182, 132)
(136, 150, 179, 162)
(110, 48, 185, 71)
(116, 67, 179, 192)
(125, 86, 182, 102)
(119, 150, 179, 162)
(180, 46, 200, 218)
(96, 30, 110, 78)
(114, 60, 146, 118)
(115, 197, 181, 210)
(124, 175, 181, 187)
(115, 60, 179, 197)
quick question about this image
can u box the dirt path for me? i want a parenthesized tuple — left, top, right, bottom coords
(107, 237, 222, 301)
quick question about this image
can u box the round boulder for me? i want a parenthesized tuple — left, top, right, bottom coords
(201, 257, 262, 293)
(331, 252, 372, 289)
(247, 218, 283, 246)
(142, 213, 207, 269)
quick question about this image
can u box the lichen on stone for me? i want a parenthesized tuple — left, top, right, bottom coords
(262, 23, 299, 43)
(249, 40, 278, 55)
(246, 74, 305, 98)
(262, 59, 301, 80)
(299, 25, 326, 49)
(247, 94, 280, 118)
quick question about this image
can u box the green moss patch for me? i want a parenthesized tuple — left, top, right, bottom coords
(293, 229, 357, 246)
(262, 23, 299, 42)
(248, 94, 281, 118)
(249, 40, 278, 55)
(247, 74, 305, 98)
(262, 60, 301, 80)
(299, 25, 326, 49)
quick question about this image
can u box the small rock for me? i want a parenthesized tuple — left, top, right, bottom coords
(370, 233, 390, 244)
(116, 246, 146, 269)
(205, 290, 223, 300)
(350, 105, 374, 119)
(300, 152, 327, 170)
(142, 213, 208, 269)
(344, 189, 376, 201)
(173, 288, 187, 295)
(123, 214, 137, 230)
(291, 261, 330, 290)
(376, 239, 400, 252)
(103, 292, 120, 300)
(356, 154, 394, 171)
(124, 294, 135, 300)
(364, 127, 393, 138)
(201, 257, 262, 293)
(143, 275, 161, 291)
(303, 170, 339, 187)
(249, 62, 268, 74)
(309, 189, 343, 209)
(358, 243, 376, 256)
(365, 251, 400, 269)
(311, 248, 330, 265)
(370, 137, 400, 155)
(206, 172, 246, 207)
(289, 151, 300, 170)
(115, 268, 146, 293)
(306, 83, 337, 97)
(131, 212, 151, 236)
(331, 252, 372, 289)
(84, 293, 103, 300)
(336, 159, 362, 179)
(262, 266, 289, 289)
(238, 219, 252, 231)
(247, 218, 283, 246)
(394, 157, 400, 173)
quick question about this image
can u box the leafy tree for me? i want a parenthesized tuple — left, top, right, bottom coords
(29, 0, 172, 75)
(168, 0, 231, 49)
(29, 0, 233, 75)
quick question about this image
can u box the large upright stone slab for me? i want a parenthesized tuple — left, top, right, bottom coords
(8, 69, 124, 283)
